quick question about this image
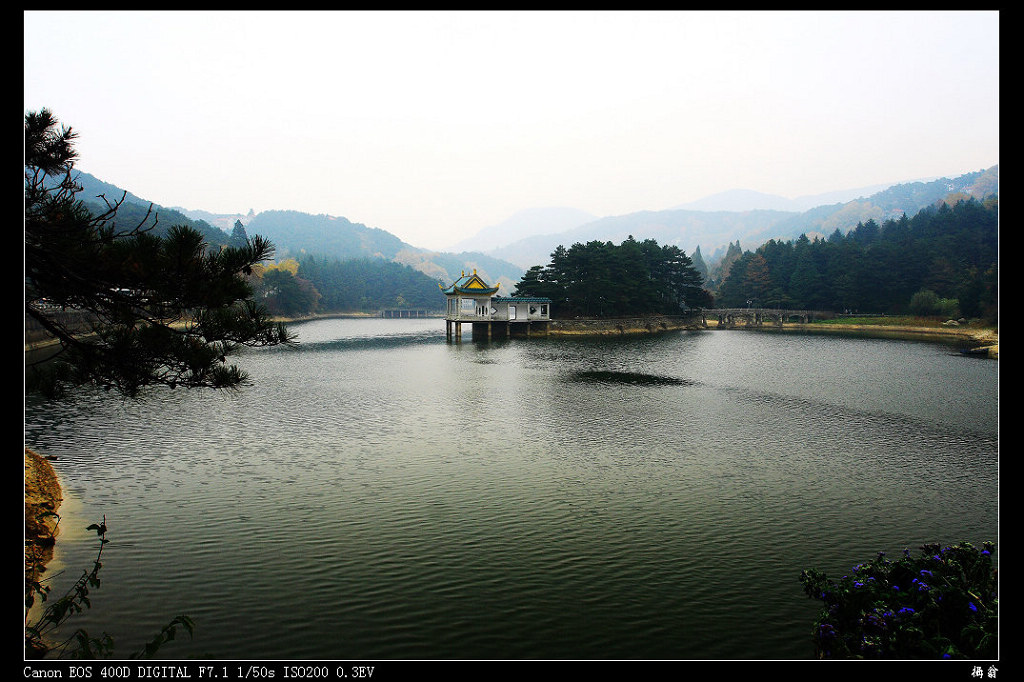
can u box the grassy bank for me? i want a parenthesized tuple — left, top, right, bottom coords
(810, 315, 992, 330)
(717, 315, 998, 358)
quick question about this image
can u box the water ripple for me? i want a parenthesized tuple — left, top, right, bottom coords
(23, 319, 998, 660)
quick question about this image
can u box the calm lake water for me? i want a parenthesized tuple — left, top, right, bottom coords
(24, 318, 998, 660)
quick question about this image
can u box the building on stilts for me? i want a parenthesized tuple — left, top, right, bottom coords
(440, 270, 551, 341)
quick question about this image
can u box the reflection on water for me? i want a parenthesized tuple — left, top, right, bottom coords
(24, 318, 998, 660)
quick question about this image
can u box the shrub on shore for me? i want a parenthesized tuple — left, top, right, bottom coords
(800, 542, 997, 659)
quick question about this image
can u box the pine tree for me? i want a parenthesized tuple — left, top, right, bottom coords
(230, 219, 250, 248)
(515, 238, 711, 317)
(25, 109, 295, 398)
(691, 246, 709, 284)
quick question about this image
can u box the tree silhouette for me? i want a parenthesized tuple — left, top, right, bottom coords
(25, 109, 295, 398)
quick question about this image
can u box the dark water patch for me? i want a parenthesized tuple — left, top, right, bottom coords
(295, 331, 442, 352)
(569, 370, 695, 386)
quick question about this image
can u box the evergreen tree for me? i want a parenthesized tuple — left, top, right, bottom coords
(25, 109, 294, 398)
(741, 253, 772, 305)
(295, 255, 444, 312)
(851, 218, 881, 246)
(260, 268, 321, 316)
(691, 246, 709, 284)
(712, 196, 997, 319)
(515, 237, 711, 317)
(788, 250, 826, 309)
(230, 219, 250, 248)
(513, 265, 546, 297)
(715, 252, 753, 308)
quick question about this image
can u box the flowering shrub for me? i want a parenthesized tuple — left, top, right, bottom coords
(800, 542, 997, 659)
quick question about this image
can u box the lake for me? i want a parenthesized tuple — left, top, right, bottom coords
(24, 317, 999, 660)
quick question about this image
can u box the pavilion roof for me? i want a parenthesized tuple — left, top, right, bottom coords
(440, 270, 500, 296)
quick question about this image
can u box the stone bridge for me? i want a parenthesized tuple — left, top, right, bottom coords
(702, 308, 835, 328)
(379, 308, 436, 318)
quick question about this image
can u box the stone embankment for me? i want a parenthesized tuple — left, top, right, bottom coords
(548, 316, 702, 336)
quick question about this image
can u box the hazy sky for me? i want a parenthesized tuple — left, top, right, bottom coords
(25, 10, 999, 251)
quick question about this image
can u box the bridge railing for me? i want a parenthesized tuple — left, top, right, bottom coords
(702, 308, 837, 326)
(379, 309, 439, 318)
(704, 308, 835, 317)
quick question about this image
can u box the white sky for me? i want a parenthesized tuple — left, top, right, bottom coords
(25, 10, 999, 251)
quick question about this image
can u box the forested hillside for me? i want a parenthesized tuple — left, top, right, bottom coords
(67, 173, 509, 317)
(763, 166, 998, 242)
(73, 171, 231, 248)
(247, 210, 409, 261)
(296, 255, 444, 313)
(247, 255, 446, 317)
(242, 210, 524, 289)
(65, 165, 997, 322)
(713, 197, 998, 320)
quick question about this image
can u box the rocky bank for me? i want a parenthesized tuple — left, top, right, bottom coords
(25, 448, 63, 596)
(548, 316, 702, 336)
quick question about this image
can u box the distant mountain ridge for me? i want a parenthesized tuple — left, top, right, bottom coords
(487, 166, 998, 268)
(446, 206, 598, 253)
(71, 170, 527, 291)
(670, 183, 899, 213)
(241, 210, 525, 291)
(70, 164, 997, 290)
(71, 171, 230, 247)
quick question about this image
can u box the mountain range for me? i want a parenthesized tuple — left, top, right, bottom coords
(482, 166, 998, 268)
(71, 165, 997, 291)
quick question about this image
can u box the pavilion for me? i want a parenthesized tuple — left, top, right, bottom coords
(440, 270, 551, 341)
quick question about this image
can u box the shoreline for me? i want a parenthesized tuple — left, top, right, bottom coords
(747, 320, 997, 358)
(25, 448, 63, 596)
(30, 309, 997, 359)
(271, 311, 997, 357)
(548, 315, 997, 356)
(548, 315, 699, 337)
